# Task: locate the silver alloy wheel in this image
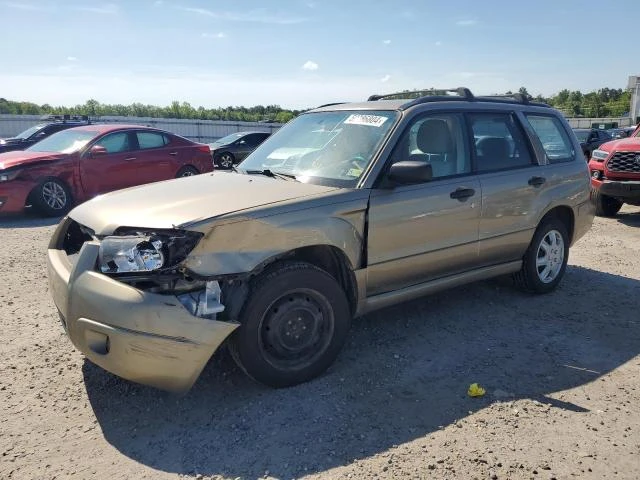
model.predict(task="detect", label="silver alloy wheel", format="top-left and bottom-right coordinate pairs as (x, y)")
top-left (180, 169), bottom-right (196, 177)
top-left (219, 154), bottom-right (233, 169)
top-left (535, 229), bottom-right (565, 283)
top-left (41, 181), bottom-right (67, 210)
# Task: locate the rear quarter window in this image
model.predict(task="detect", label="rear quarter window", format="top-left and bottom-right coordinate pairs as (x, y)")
top-left (524, 114), bottom-right (576, 163)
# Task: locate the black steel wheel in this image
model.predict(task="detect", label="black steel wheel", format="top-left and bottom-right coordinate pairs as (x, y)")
top-left (229, 262), bottom-right (351, 387)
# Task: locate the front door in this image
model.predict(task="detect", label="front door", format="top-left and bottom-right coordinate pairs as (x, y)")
top-left (79, 131), bottom-right (139, 197)
top-left (366, 112), bottom-right (481, 295)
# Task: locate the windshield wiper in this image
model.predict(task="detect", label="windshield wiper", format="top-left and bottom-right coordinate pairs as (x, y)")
top-left (243, 169), bottom-right (298, 181)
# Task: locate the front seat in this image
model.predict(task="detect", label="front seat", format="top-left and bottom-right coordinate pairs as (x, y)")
top-left (411, 119), bottom-right (456, 177)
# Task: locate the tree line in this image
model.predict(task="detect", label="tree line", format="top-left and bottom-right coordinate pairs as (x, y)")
top-left (0, 86), bottom-right (633, 121)
top-left (0, 98), bottom-right (300, 123)
top-left (514, 87), bottom-right (631, 117)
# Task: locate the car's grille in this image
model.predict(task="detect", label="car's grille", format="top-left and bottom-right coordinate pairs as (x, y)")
top-left (607, 151), bottom-right (640, 174)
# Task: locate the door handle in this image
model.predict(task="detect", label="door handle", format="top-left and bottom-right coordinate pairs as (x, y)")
top-left (124, 157), bottom-right (136, 161)
top-left (168, 151), bottom-right (178, 156)
top-left (528, 176), bottom-right (546, 187)
top-left (449, 187), bottom-right (476, 200)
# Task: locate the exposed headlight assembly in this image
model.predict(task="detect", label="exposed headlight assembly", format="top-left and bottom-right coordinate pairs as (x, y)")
top-left (591, 149), bottom-right (609, 161)
top-left (98, 230), bottom-right (202, 274)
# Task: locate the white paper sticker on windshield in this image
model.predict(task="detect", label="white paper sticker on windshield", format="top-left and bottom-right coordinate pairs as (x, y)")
top-left (344, 114), bottom-right (388, 127)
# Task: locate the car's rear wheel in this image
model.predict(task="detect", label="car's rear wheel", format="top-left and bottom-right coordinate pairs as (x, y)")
top-left (217, 152), bottom-right (235, 169)
top-left (176, 165), bottom-right (199, 178)
top-left (229, 262), bottom-right (351, 388)
top-left (513, 217), bottom-right (569, 294)
top-left (591, 188), bottom-right (623, 217)
top-left (31, 178), bottom-right (73, 217)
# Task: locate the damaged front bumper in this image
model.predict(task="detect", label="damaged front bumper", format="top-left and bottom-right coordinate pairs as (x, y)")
top-left (47, 238), bottom-right (239, 394)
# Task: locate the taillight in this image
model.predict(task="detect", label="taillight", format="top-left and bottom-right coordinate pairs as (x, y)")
top-left (197, 145), bottom-right (211, 154)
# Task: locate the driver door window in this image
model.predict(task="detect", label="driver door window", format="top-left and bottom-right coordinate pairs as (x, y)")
top-left (390, 113), bottom-right (471, 180)
top-left (95, 132), bottom-right (132, 153)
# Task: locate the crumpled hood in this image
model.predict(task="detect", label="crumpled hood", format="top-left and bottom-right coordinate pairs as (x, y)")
top-left (70, 171), bottom-right (339, 235)
top-left (599, 137), bottom-right (640, 152)
top-left (0, 150), bottom-right (67, 170)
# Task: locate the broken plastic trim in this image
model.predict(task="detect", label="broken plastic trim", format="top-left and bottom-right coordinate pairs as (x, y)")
top-left (177, 281), bottom-right (226, 320)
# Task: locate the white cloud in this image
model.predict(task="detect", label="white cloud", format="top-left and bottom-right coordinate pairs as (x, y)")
top-left (383, 39), bottom-right (391, 45)
top-left (302, 60), bottom-right (319, 71)
top-left (456, 19), bottom-right (477, 26)
top-left (380, 74), bottom-right (391, 83)
top-left (74, 3), bottom-right (119, 14)
top-left (202, 32), bottom-right (226, 39)
top-left (435, 41), bottom-right (442, 46)
top-left (67, 56), bottom-right (78, 61)
top-left (180, 7), bottom-right (307, 24)
top-left (3, 1), bottom-right (47, 10)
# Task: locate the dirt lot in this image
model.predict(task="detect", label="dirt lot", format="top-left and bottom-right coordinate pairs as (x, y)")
top-left (1, 206), bottom-right (639, 480)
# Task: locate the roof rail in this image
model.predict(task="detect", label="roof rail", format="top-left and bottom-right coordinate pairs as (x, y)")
top-left (368, 87), bottom-right (474, 102)
top-left (316, 102), bottom-right (347, 109)
top-left (368, 88), bottom-right (550, 109)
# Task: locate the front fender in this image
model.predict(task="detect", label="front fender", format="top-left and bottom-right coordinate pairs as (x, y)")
top-left (184, 206), bottom-right (366, 276)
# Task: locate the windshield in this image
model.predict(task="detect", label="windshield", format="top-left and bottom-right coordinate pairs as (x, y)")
top-left (26, 129), bottom-right (96, 154)
top-left (211, 132), bottom-right (244, 145)
top-left (238, 110), bottom-right (398, 187)
top-left (573, 130), bottom-right (589, 142)
top-left (15, 125), bottom-right (44, 140)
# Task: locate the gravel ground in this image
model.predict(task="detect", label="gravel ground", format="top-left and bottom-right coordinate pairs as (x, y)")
top-left (1, 206), bottom-right (639, 480)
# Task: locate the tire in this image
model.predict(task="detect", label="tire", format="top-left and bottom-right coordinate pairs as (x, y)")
top-left (591, 188), bottom-right (623, 217)
top-left (31, 178), bottom-right (73, 217)
top-left (229, 261), bottom-right (351, 388)
top-left (217, 152), bottom-right (235, 169)
top-left (176, 165), bottom-right (199, 178)
top-left (513, 217), bottom-right (569, 294)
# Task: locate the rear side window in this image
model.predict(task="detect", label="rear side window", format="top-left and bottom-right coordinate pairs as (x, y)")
top-left (468, 113), bottom-right (533, 172)
top-left (524, 115), bottom-right (575, 163)
top-left (137, 132), bottom-right (167, 149)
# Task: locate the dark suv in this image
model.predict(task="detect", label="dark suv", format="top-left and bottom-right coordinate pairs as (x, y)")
top-left (573, 128), bottom-right (612, 160)
top-left (0, 115), bottom-right (92, 154)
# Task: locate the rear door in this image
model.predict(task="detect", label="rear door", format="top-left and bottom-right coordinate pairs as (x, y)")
top-left (79, 130), bottom-right (139, 196)
top-left (132, 130), bottom-right (174, 183)
top-left (366, 112), bottom-right (481, 295)
top-left (470, 112), bottom-right (551, 266)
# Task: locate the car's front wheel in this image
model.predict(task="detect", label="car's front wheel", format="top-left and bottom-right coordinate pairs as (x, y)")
top-left (31, 178), bottom-right (73, 217)
top-left (591, 188), bottom-right (623, 217)
top-left (514, 216), bottom-right (569, 294)
top-left (229, 262), bottom-right (351, 388)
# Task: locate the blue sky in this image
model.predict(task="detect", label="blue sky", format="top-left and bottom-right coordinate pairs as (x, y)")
top-left (1, 0), bottom-right (638, 109)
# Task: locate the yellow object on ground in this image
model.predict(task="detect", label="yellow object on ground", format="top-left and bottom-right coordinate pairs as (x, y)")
top-left (467, 383), bottom-right (486, 397)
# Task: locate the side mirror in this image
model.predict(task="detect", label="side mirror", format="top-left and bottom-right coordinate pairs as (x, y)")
top-left (89, 145), bottom-right (108, 157)
top-left (388, 161), bottom-right (433, 185)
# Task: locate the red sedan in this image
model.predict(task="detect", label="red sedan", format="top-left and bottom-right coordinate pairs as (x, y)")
top-left (0, 124), bottom-right (212, 216)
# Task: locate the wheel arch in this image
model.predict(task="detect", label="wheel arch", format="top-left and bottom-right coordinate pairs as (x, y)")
top-left (537, 205), bottom-right (575, 244)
